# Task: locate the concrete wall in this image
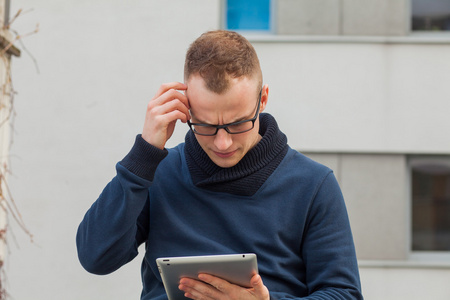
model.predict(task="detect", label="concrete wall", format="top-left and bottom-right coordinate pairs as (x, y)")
top-left (6, 0), bottom-right (450, 299)
top-left (277, 0), bottom-right (410, 35)
top-left (341, 0), bottom-right (410, 35)
top-left (253, 40), bottom-right (450, 153)
top-left (305, 153), bottom-right (409, 260)
top-left (277, 0), bottom-right (341, 35)
top-left (360, 265), bottom-right (450, 300)
top-left (7, 1), bottom-right (221, 299)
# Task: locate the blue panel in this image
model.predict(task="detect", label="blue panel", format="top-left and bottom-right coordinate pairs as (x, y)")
top-left (227, 0), bottom-right (270, 31)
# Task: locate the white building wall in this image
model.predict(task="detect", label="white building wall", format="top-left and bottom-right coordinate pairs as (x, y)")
top-left (7, 1), bottom-right (221, 299)
top-left (253, 39), bottom-right (450, 153)
top-left (360, 265), bottom-right (450, 300)
top-left (6, 0), bottom-right (450, 299)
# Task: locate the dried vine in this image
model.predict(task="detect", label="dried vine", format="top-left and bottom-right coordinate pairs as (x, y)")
top-left (0, 7), bottom-right (38, 299)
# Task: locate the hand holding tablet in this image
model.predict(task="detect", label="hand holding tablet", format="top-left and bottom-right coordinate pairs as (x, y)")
top-left (179, 272), bottom-right (269, 300)
top-left (156, 253), bottom-right (259, 300)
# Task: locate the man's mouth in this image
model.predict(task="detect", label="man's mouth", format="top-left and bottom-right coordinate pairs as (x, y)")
top-left (213, 150), bottom-right (237, 158)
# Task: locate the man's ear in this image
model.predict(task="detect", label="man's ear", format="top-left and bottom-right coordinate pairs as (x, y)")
top-left (260, 84), bottom-right (269, 112)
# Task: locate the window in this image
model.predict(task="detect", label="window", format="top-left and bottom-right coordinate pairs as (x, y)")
top-left (225, 0), bottom-right (271, 32)
top-left (411, 157), bottom-right (450, 252)
top-left (412, 0), bottom-right (450, 31)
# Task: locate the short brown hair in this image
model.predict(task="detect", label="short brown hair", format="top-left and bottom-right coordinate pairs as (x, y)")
top-left (184, 30), bottom-right (262, 94)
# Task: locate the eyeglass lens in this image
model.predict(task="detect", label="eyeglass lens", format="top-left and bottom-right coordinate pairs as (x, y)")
top-left (192, 121), bottom-right (254, 135)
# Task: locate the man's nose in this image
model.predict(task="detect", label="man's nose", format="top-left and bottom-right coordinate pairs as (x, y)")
top-left (214, 128), bottom-right (233, 150)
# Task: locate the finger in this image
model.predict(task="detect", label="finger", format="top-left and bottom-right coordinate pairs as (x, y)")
top-left (154, 82), bottom-right (188, 106)
top-left (150, 88), bottom-right (190, 112)
top-left (150, 98), bottom-right (191, 122)
top-left (178, 280), bottom-right (196, 300)
top-left (146, 89), bottom-right (191, 127)
top-left (250, 274), bottom-right (270, 299)
top-left (198, 273), bottom-right (230, 293)
top-left (154, 82), bottom-right (187, 97)
top-left (179, 278), bottom-right (217, 300)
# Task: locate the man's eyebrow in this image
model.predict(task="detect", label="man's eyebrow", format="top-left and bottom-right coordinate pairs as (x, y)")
top-left (230, 114), bottom-right (251, 123)
top-left (190, 110), bottom-right (251, 125)
top-left (189, 111), bottom-right (208, 124)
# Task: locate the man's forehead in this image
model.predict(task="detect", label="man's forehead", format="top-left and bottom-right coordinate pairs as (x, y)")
top-left (186, 75), bottom-right (259, 97)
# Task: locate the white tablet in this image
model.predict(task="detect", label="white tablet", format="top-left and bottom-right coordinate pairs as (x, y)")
top-left (156, 253), bottom-right (258, 300)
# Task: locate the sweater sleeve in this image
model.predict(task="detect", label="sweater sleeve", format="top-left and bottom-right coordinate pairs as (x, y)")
top-left (273, 172), bottom-right (363, 300)
top-left (120, 134), bottom-right (169, 181)
top-left (76, 135), bottom-right (168, 275)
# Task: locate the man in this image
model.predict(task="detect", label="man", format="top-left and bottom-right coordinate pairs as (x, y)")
top-left (77, 30), bottom-right (363, 300)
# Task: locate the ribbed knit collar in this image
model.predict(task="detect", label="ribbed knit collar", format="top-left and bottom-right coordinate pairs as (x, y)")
top-left (184, 113), bottom-right (289, 196)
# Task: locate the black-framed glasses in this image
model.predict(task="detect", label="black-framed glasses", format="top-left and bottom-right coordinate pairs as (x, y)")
top-left (187, 89), bottom-right (262, 136)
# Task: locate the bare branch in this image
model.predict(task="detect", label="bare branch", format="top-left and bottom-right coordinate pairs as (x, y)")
top-left (0, 173), bottom-right (33, 243)
top-left (0, 23), bottom-right (39, 57)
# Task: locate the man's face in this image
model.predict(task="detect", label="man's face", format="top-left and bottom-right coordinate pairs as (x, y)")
top-left (186, 74), bottom-right (267, 168)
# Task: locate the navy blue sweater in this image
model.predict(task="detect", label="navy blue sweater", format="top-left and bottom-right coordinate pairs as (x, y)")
top-left (76, 114), bottom-right (363, 299)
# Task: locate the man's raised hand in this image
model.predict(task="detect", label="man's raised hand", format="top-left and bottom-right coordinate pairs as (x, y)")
top-left (142, 82), bottom-right (190, 149)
